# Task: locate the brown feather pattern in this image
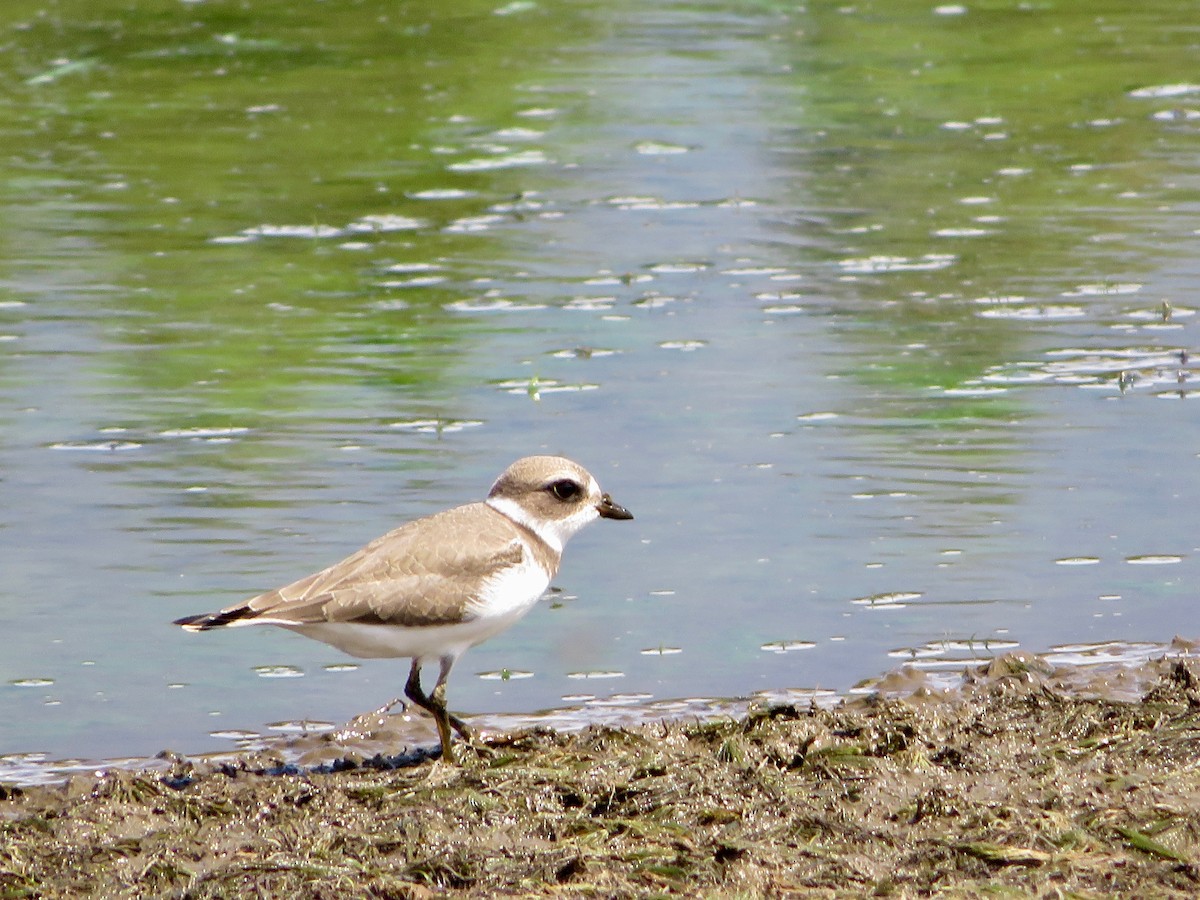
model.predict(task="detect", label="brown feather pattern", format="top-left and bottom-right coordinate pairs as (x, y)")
top-left (214, 502), bottom-right (555, 629)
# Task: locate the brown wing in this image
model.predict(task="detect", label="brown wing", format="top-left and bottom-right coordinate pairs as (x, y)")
top-left (222, 503), bottom-right (526, 627)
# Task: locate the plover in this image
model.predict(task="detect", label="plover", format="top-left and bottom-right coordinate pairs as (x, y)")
top-left (174, 456), bottom-right (632, 763)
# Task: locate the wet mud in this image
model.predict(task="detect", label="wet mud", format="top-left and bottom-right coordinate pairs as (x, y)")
top-left (4, 652), bottom-right (1200, 897)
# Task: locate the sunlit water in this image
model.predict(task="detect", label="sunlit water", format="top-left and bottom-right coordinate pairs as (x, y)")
top-left (2, 0), bottom-right (1199, 772)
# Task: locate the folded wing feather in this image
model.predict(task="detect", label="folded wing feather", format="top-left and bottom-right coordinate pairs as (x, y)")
top-left (220, 503), bottom-right (528, 628)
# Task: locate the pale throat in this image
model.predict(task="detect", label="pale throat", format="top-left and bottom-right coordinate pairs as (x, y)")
top-left (486, 495), bottom-right (595, 554)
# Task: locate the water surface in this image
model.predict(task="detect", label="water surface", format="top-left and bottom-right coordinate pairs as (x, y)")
top-left (2, 0), bottom-right (1199, 764)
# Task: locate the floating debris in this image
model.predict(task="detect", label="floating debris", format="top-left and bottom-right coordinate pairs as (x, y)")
top-left (1125, 554), bottom-right (1184, 565)
top-left (760, 640), bottom-right (816, 654)
top-left (48, 441), bottom-right (142, 452)
top-left (251, 665), bottom-right (304, 679)
top-left (640, 646), bottom-right (683, 656)
top-left (477, 670), bottom-right (534, 681)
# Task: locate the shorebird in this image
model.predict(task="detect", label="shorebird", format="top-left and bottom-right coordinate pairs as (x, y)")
top-left (174, 455), bottom-right (633, 762)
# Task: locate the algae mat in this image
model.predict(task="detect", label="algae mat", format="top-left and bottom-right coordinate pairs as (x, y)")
top-left (3, 656), bottom-right (1200, 897)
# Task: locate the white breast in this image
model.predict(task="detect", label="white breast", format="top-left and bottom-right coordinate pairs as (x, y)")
top-left (469, 548), bottom-right (552, 619)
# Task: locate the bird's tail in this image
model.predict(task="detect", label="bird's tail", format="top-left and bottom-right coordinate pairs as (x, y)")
top-left (173, 606), bottom-right (257, 631)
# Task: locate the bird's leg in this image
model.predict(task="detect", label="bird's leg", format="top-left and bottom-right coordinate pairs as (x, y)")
top-left (404, 658), bottom-right (470, 762)
top-left (404, 659), bottom-right (452, 762)
top-left (405, 659), bottom-right (471, 735)
top-left (404, 658), bottom-right (433, 714)
top-left (432, 655), bottom-right (472, 740)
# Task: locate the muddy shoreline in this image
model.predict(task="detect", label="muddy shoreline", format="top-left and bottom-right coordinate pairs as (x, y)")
top-left (4, 652), bottom-right (1200, 897)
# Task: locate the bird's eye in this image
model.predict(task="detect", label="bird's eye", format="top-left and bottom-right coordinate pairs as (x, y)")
top-left (549, 479), bottom-right (582, 501)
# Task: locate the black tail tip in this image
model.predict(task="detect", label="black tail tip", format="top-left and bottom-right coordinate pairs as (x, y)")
top-left (174, 607), bottom-right (254, 630)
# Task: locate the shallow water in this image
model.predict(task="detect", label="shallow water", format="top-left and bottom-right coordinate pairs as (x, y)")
top-left (4, 638), bottom-right (1193, 787)
top-left (2, 0), bottom-right (1199, 767)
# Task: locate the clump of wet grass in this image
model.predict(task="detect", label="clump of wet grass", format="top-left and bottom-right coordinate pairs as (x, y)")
top-left (4, 655), bottom-right (1200, 897)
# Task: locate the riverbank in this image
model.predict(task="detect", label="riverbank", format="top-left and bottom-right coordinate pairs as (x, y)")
top-left (3, 652), bottom-right (1200, 897)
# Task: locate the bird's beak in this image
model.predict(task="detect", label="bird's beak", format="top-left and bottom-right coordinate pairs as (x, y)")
top-left (597, 493), bottom-right (633, 520)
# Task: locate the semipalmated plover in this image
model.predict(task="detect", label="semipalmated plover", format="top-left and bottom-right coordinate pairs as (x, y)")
top-left (174, 455), bottom-right (632, 763)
